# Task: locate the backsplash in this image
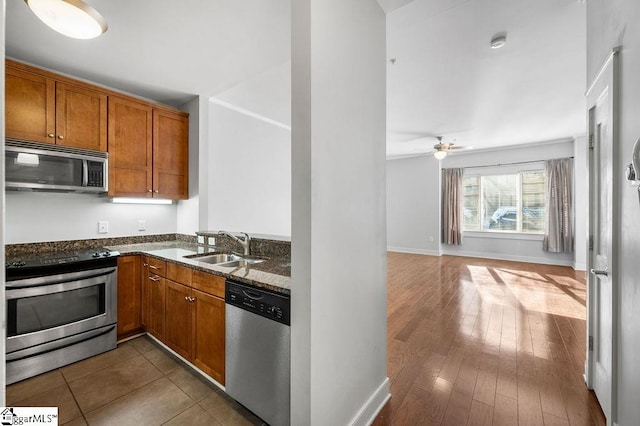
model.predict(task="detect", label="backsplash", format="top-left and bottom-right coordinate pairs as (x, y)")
top-left (196, 231), bottom-right (290, 258)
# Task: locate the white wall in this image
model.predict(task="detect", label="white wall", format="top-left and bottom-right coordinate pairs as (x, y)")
top-left (443, 139), bottom-right (577, 266)
top-left (587, 1), bottom-right (640, 424)
top-left (291, 0), bottom-right (388, 424)
top-left (176, 96), bottom-right (201, 236)
top-left (386, 139), bottom-right (584, 266)
top-left (5, 192), bottom-right (177, 243)
top-left (208, 70), bottom-right (291, 236)
top-left (386, 155), bottom-right (440, 254)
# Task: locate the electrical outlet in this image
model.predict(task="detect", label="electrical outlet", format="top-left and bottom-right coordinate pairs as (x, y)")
top-left (98, 221), bottom-right (109, 234)
top-left (138, 219), bottom-right (146, 231)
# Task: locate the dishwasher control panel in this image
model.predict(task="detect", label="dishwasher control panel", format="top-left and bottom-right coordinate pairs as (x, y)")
top-left (225, 280), bottom-right (290, 326)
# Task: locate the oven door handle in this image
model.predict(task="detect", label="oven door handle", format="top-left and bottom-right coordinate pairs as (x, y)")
top-left (6, 266), bottom-right (116, 290)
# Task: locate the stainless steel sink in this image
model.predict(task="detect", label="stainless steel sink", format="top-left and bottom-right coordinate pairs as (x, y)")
top-left (189, 253), bottom-right (242, 265)
top-left (184, 252), bottom-right (265, 267)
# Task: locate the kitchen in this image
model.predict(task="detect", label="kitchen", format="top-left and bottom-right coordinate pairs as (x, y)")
top-left (2, 1), bottom-right (389, 426)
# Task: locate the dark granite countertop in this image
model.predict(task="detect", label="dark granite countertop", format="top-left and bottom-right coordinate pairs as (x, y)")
top-left (107, 241), bottom-right (291, 295)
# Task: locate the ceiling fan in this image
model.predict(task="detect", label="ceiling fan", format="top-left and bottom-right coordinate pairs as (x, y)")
top-left (430, 136), bottom-right (472, 160)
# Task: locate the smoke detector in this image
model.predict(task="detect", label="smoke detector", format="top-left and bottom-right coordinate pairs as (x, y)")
top-left (490, 34), bottom-right (507, 49)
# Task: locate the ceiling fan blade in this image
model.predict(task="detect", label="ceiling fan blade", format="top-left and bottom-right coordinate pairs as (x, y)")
top-left (448, 145), bottom-right (473, 151)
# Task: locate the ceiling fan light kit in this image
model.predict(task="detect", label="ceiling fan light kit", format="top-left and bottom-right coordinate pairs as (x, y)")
top-left (434, 150), bottom-right (448, 160)
top-left (25, 0), bottom-right (108, 39)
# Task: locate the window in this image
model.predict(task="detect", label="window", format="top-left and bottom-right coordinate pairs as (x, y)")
top-left (463, 170), bottom-right (546, 233)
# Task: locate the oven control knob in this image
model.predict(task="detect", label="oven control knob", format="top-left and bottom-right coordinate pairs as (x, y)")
top-left (92, 252), bottom-right (101, 258)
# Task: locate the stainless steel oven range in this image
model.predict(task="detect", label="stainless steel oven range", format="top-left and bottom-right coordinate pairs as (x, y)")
top-left (5, 249), bottom-right (119, 385)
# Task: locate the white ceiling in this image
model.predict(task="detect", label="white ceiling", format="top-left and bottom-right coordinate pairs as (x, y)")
top-left (5, 0), bottom-right (290, 106)
top-left (386, 0), bottom-right (587, 158)
top-left (5, 0), bottom-right (586, 158)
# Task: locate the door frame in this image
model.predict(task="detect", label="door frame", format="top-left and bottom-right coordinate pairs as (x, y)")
top-left (585, 47), bottom-right (619, 425)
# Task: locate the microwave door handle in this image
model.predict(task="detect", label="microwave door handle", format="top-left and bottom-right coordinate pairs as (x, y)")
top-left (82, 159), bottom-right (88, 186)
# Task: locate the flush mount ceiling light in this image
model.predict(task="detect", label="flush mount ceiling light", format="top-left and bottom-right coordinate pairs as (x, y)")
top-left (25, 0), bottom-right (108, 39)
top-left (490, 34), bottom-right (507, 49)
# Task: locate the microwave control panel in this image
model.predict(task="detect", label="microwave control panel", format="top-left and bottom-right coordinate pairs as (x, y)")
top-left (87, 161), bottom-right (105, 187)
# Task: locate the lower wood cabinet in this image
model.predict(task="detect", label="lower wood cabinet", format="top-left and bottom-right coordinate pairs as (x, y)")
top-left (116, 255), bottom-right (143, 340)
top-left (192, 288), bottom-right (225, 384)
top-left (138, 257), bottom-right (226, 385)
top-left (147, 274), bottom-right (166, 341)
top-left (165, 280), bottom-right (193, 360)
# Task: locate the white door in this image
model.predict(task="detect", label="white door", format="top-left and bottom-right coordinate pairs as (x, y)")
top-left (586, 49), bottom-right (618, 425)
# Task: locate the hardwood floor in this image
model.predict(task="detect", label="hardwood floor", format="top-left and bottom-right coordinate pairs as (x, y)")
top-left (374, 253), bottom-right (605, 426)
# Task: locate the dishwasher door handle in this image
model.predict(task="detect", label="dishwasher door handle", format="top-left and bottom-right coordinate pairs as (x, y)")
top-left (242, 289), bottom-right (264, 300)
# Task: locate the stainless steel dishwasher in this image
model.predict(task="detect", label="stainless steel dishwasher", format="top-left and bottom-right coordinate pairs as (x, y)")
top-left (225, 279), bottom-right (290, 426)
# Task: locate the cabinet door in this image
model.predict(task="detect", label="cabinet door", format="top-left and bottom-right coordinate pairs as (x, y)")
top-left (108, 96), bottom-right (153, 197)
top-left (116, 255), bottom-right (142, 340)
top-left (5, 66), bottom-right (55, 143)
top-left (192, 289), bottom-right (225, 384)
top-left (147, 274), bottom-right (166, 340)
top-left (55, 82), bottom-right (107, 151)
top-left (165, 281), bottom-right (193, 360)
top-left (153, 109), bottom-right (189, 199)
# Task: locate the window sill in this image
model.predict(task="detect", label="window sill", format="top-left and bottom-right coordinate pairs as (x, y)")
top-left (463, 231), bottom-right (544, 241)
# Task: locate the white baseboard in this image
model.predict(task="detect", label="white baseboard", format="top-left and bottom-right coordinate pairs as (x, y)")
top-left (441, 249), bottom-right (574, 267)
top-left (349, 377), bottom-right (391, 426)
top-left (573, 262), bottom-right (587, 271)
top-left (387, 246), bottom-right (441, 256)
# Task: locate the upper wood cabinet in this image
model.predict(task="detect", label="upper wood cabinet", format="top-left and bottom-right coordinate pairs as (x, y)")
top-left (153, 109), bottom-right (189, 199)
top-left (108, 100), bottom-right (188, 200)
top-left (108, 97), bottom-right (153, 197)
top-left (5, 60), bottom-right (189, 199)
top-left (5, 60), bottom-right (107, 151)
top-left (5, 66), bottom-right (55, 144)
top-left (55, 82), bottom-right (107, 151)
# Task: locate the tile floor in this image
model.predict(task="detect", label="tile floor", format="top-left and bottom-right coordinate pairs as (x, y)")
top-left (6, 335), bottom-right (265, 426)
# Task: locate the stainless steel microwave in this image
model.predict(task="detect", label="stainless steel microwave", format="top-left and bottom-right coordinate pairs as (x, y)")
top-left (5, 139), bottom-right (108, 193)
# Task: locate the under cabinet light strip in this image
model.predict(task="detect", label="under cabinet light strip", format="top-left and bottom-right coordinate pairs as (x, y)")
top-left (111, 198), bottom-right (172, 205)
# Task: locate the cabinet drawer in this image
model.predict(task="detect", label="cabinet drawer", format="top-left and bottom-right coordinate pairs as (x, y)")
top-left (146, 257), bottom-right (166, 277)
top-left (192, 271), bottom-right (225, 298)
top-left (167, 262), bottom-right (192, 285)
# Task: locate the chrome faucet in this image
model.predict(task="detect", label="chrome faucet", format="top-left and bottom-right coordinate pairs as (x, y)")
top-left (217, 231), bottom-right (251, 256)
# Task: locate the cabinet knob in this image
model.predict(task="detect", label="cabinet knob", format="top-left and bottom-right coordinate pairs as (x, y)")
top-left (57, 135), bottom-right (64, 140)
top-left (148, 189), bottom-right (153, 193)
top-left (184, 296), bottom-right (189, 301)
top-left (154, 190), bottom-right (159, 193)
top-left (47, 133), bottom-right (54, 138)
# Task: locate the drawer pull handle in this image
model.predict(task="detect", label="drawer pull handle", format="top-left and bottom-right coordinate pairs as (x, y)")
top-left (149, 265), bottom-right (160, 270)
top-left (149, 276), bottom-right (160, 282)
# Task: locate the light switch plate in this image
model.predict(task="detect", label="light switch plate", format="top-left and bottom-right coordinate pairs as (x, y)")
top-left (138, 219), bottom-right (146, 231)
top-left (98, 221), bottom-right (109, 234)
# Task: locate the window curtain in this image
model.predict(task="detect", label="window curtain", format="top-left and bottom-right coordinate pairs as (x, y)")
top-left (543, 158), bottom-right (574, 252)
top-left (442, 168), bottom-right (463, 245)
